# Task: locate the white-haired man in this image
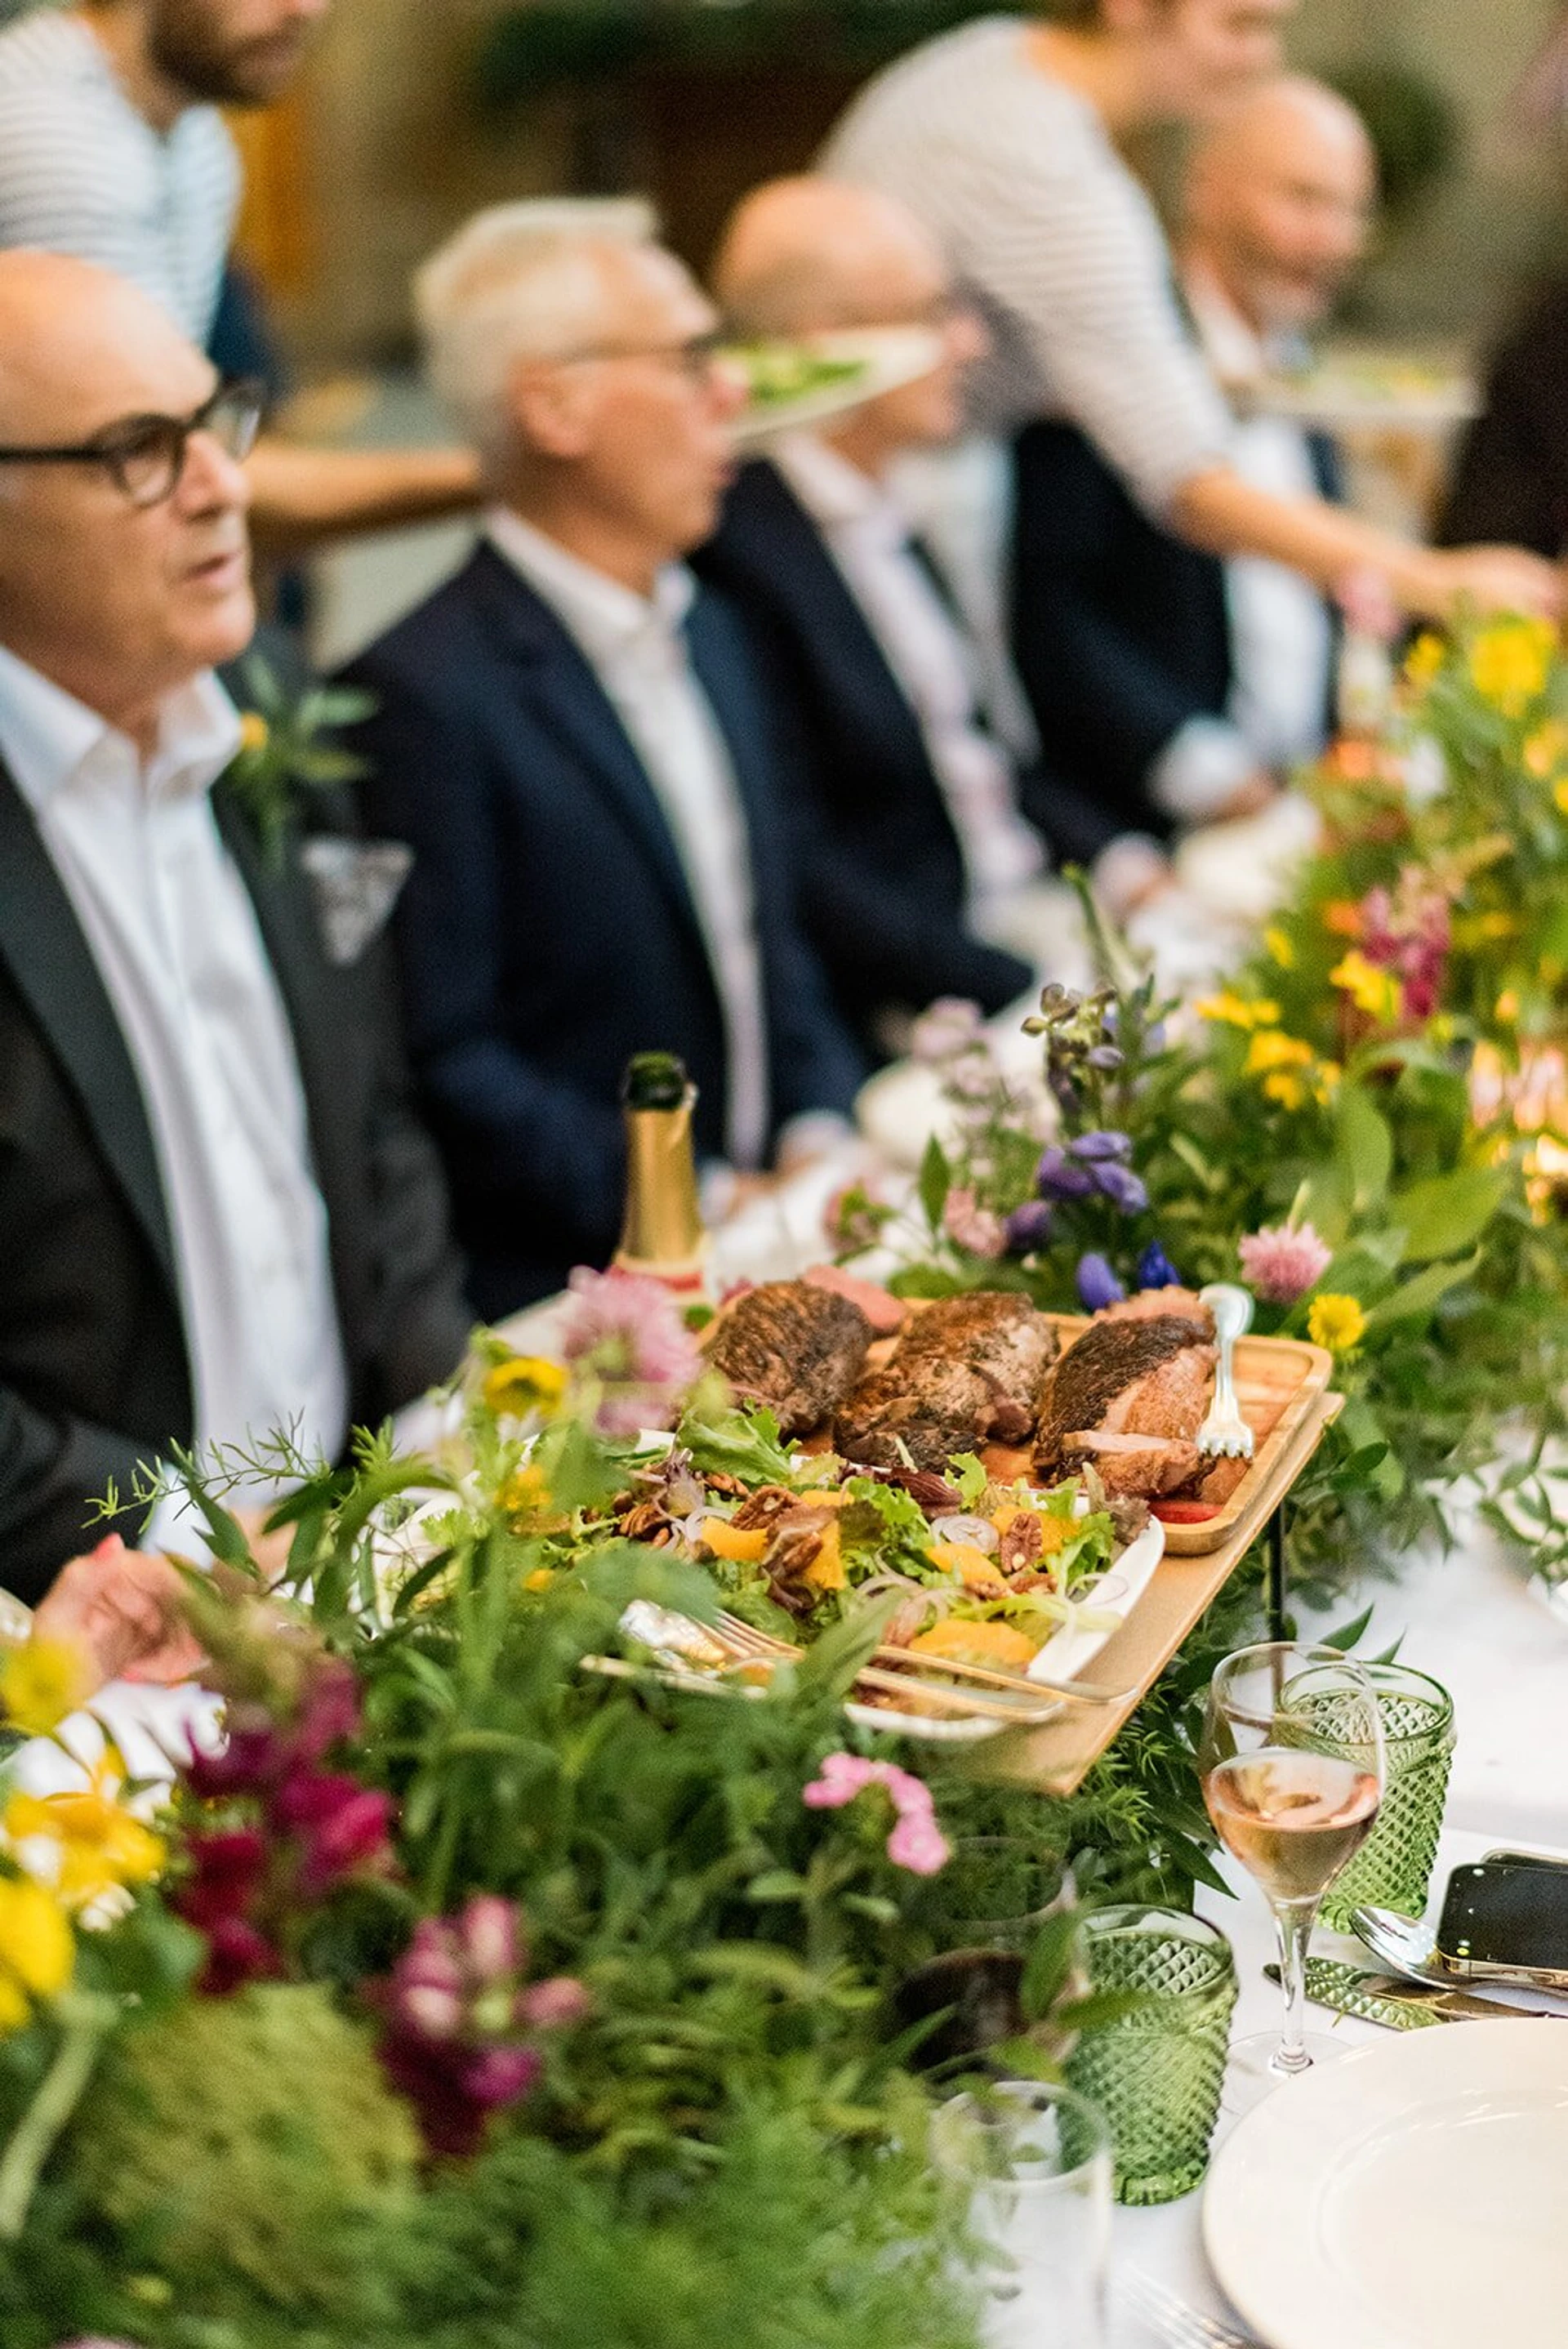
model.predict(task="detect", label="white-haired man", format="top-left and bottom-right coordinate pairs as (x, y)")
top-left (1012, 75), bottom-right (1378, 847)
top-left (341, 203), bottom-right (866, 1317)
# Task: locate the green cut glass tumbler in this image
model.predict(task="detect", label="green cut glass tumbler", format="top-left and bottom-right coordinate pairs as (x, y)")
top-left (1316, 1663), bottom-right (1454, 1931)
top-left (1064, 1907), bottom-right (1237, 2205)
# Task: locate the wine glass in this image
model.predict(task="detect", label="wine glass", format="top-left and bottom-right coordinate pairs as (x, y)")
top-left (1198, 1642), bottom-right (1384, 2107)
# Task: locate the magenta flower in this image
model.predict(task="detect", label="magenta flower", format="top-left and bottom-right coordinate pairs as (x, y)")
top-left (198, 1914), bottom-right (287, 1997)
top-left (1238, 1221), bottom-right (1332, 1306)
top-left (272, 1772), bottom-right (394, 1898)
top-left (176, 1827), bottom-right (270, 1934)
top-left (373, 1896), bottom-right (587, 2159)
top-left (559, 1264), bottom-right (702, 1436)
top-left (942, 1186), bottom-right (1006, 1259)
top-left (802, 1752), bottom-right (951, 1877)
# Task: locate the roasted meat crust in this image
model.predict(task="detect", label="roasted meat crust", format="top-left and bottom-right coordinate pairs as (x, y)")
top-left (1035, 1315), bottom-right (1216, 1473)
top-left (706, 1281), bottom-right (874, 1436)
top-left (833, 1293), bottom-right (1058, 1470)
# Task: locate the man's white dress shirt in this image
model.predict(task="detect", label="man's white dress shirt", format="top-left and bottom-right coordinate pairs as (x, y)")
top-left (1150, 272), bottom-right (1336, 822)
top-left (484, 507), bottom-right (774, 1170)
top-left (772, 432), bottom-right (1044, 921)
top-left (0, 649), bottom-right (348, 1517)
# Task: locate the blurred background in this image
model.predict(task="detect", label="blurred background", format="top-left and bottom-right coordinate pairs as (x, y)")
top-left (16, 0), bottom-right (1568, 657)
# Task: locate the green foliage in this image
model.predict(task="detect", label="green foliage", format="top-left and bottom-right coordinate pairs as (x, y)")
top-left (62, 1984), bottom-right (421, 2326)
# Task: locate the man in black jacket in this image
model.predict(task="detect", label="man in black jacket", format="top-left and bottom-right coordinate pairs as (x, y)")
top-left (344, 205), bottom-right (864, 1317)
top-left (1010, 76), bottom-right (1374, 876)
top-left (0, 252), bottom-right (468, 1620)
top-left (704, 176), bottom-right (1072, 1056)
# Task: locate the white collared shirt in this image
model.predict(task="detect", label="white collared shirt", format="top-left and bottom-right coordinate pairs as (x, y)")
top-left (484, 506), bottom-right (772, 1170)
top-left (1150, 273), bottom-right (1335, 820)
top-left (0, 647), bottom-right (348, 1504)
top-left (772, 432), bottom-right (1043, 916)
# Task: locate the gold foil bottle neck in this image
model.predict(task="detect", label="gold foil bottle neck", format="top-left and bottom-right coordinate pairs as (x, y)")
top-left (613, 1054), bottom-right (708, 1293)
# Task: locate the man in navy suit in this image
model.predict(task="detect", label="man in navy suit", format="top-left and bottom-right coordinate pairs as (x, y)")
top-left (704, 176), bottom-right (1076, 1057)
top-left (1010, 77), bottom-right (1376, 882)
top-left (342, 203), bottom-right (865, 1317)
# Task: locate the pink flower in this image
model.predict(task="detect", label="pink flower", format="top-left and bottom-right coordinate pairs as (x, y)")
top-left (559, 1265), bottom-right (702, 1436)
top-left (272, 1772), bottom-right (394, 1898)
top-left (1238, 1221), bottom-right (1333, 1306)
top-left (910, 996), bottom-right (984, 1064)
top-left (519, 1975), bottom-right (593, 2029)
top-left (802, 1752), bottom-right (951, 1877)
top-left (942, 1187), bottom-right (1006, 1260)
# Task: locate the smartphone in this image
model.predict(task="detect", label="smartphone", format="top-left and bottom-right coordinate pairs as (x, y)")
top-left (1438, 1861), bottom-right (1568, 1987)
top-left (1483, 1848), bottom-right (1568, 1874)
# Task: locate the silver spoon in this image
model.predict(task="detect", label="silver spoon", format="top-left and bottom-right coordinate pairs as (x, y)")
top-left (1196, 1282), bottom-right (1254, 1460)
top-left (1352, 1905), bottom-right (1568, 2003)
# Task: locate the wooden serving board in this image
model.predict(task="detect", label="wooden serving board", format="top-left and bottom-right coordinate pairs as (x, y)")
top-left (1033, 1318), bottom-right (1334, 1557)
top-left (974, 1389), bottom-right (1345, 1798)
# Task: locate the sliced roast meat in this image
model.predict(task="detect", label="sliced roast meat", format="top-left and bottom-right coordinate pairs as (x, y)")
top-left (1096, 1287), bottom-right (1215, 1335)
top-left (706, 1280), bottom-right (873, 1436)
top-left (1058, 1430), bottom-right (1203, 1498)
top-left (1036, 1313), bottom-right (1216, 1484)
top-left (833, 1292), bottom-right (1058, 1470)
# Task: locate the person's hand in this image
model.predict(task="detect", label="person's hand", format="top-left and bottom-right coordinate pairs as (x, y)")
top-left (1211, 773), bottom-right (1280, 824)
top-left (30, 1535), bottom-right (205, 1695)
top-left (1416, 546), bottom-right (1564, 622)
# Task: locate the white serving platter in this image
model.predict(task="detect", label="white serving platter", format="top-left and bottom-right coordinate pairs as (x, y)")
top-left (1203, 2021), bottom-right (1568, 2349)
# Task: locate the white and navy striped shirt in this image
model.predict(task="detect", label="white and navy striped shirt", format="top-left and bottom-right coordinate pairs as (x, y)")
top-left (0, 10), bottom-right (238, 346)
top-left (822, 16), bottom-right (1234, 516)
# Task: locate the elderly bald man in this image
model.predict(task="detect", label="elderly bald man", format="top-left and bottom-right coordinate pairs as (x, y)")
top-left (0, 252), bottom-right (467, 1655)
top-left (702, 176), bottom-right (1080, 1057)
top-left (1011, 76), bottom-right (1377, 856)
top-left (340, 202), bottom-right (865, 1315)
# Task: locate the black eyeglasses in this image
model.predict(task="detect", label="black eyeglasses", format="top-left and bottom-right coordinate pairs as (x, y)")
top-left (0, 377), bottom-right (265, 507)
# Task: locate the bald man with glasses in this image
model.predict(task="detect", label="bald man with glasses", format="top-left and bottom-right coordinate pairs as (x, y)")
top-left (0, 251), bottom-right (468, 1645)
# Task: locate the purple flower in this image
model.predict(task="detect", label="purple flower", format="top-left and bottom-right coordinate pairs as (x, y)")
top-left (911, 996), bottom-right (985, 1063)
top-left (1005, 1201), bottom-right (1054, 1257)
top-left (1137, 1242), bottom-right (1182, 1290)
top-left (942, 1186), bottom-right (1006, 1259)
top-left (1036, 1147), bottom-right (1097, 1202)
top-left (1091, 1161), bottom-right (1149, 1215)
top-left (1085, 1045), bottom-right (1125, 1071)
top-left (1076, 1253), bottom-right (1126, 1313)
top-left (802, 1752), bottom-right (951, 1877)
top-left (1069, 1130), bottom-right (1134, 1163)
top-left (1238, 1222), bottom-right (1333, 1306)
top-left (559, 1264), bottom-right (702, 1436)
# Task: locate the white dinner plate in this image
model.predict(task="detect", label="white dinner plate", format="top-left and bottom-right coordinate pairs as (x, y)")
top-left (731, 327), bottom-right (944, 445)
top-left (1203, 2021), bottom-right (1568, 2349)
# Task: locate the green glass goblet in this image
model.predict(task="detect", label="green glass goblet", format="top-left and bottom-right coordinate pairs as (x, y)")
top-left (1064, 1906), bottom-right (1237, 2205)
top-left (1316, 1663), bottom-right (1454, 1931)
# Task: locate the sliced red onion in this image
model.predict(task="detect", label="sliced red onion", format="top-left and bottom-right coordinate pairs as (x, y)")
top-left (928, 1513), bottom-right (1000, 1553)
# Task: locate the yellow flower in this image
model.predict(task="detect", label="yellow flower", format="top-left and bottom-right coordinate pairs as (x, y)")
top-left (0, 1875), bottom-right (74, 2035)
top-left (500, 1463), bottom-right (552, 1520)
top-left (1263, 1071), bottom-right (1307, 1111)
top-left (1263, 926), bottom-right (1296, 969)
top-left (1524, 720), bottom-right (1568, 780)
top-left (6, 1757), bottom-right (164, 1908)
top-left (1450, 912), bottom-right (1520, 950)
top-left (0, 1639), bottom-right (92, 1737)
top-left (1196, 991), bottom-right (1281, 1031)
top-left (523, 1567), bottom-right (555, 1595)
top-left (1245, 1030), bottom-right (1314, 1077)
top-left (1468, 618), bottom-right (1556, 718)
top-left (1403, 632), bottom-right (1446, 690)
top-left (1554, 778), bottom-right (1568, 820)
top-left (1495, 990), bottom-right (1521, 1024)
top-left (1308, 1293), bottom-right (1367, 1356)
top-left (237, 710), bottom-right (270, 755)
top-left (1330, 952), bottom-right (1405, 1025)
top-left (1322, 899), bottom-right (1365, 941)
top-left (483, 1355), bottom-right (568, 1420)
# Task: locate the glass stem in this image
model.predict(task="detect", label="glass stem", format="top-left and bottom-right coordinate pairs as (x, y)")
top-left (1272, 1899), bottom-right (1316, 2076)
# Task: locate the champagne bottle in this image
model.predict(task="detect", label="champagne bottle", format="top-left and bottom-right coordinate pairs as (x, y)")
top-left (612, 1052), bottom-right (709, 1295)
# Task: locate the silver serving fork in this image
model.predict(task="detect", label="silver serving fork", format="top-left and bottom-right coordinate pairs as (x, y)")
top-left (1195, 1281), bottom-right (1254, 1461)
top-left (1118, 2269), bottom-right (1265, 2349)
top-left (713, 1610), bottom-right (1137, 1708)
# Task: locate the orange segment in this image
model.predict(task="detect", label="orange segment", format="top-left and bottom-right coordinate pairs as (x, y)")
top-left (701, 1518), bottom-right (768, 1563)
top-left (804, 1521), bottom-right (846, 1589)
top-left (908, 1620), bottom-right (1039, 1671)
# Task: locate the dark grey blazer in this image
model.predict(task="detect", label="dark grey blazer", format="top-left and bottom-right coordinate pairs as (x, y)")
top-left (0, 763), bottom-right (470, 1602)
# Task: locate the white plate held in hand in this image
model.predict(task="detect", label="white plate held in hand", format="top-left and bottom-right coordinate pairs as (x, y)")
top-left (1203, 2022), bottom-right (1568, 2349)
